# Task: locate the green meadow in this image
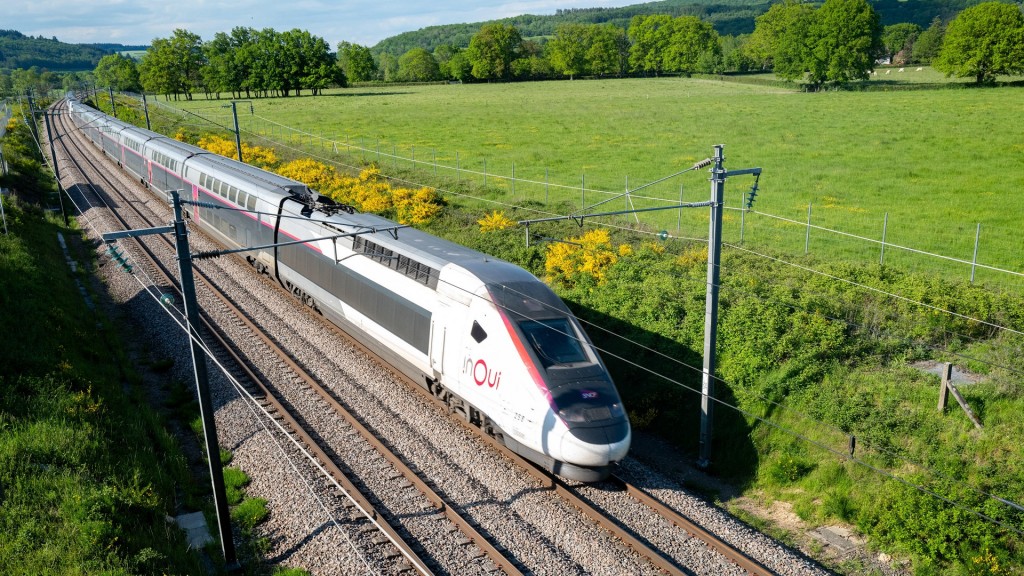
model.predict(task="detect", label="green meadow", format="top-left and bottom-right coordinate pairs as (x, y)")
top-left (171, 73), bottom-right (1024, 286)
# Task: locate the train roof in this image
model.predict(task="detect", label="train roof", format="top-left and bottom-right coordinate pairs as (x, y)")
top-left (324, 210), bottom-right (544, 291)
top-left (186, 151), bottom-right (310, 200)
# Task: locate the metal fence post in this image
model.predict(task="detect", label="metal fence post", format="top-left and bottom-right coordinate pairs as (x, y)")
top-left (971, 223), bottom-right (981, 283)
top-left (677, 180), bottom-right (684, 233)
top-left (805, 203), bottom-right (812, 255)
top-left (581, 172), bottom-right (586, 211)
top-left (880, 212), bottom-right (888, 265)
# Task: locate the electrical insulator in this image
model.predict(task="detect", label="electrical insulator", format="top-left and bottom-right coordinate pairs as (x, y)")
top-left (745, 185), bottom-right (759, 209)
top-left (106, 245), bottom-right (133, 273)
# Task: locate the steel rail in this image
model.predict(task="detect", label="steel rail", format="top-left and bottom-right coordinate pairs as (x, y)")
top-left (52, 100), bottom-right (516, 575)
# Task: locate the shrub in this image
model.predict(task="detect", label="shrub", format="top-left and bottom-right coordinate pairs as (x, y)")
top-left (478, 210), bottom-right (516, 232)
top-left (545, 228), bottom-right (619, 287)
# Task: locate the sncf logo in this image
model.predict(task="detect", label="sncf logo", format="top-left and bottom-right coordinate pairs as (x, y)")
top-left (464, 356), bottom-right (502, 389)
top-left (581, 390), bottom-right (599, 399)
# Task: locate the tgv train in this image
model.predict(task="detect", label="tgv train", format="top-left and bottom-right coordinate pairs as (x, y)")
top-left (69, 98), bottom-right (630, 481)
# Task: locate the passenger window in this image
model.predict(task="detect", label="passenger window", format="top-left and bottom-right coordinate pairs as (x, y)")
top-left (246, 195), bottom-right (257, 211)
top-left (471, 321), bottom-right (487, 344)
top-left (229, 187), bottom-right (238, 203)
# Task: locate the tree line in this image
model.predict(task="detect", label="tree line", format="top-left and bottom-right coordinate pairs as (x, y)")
top-left (3, 0), bottom-right (1020, 100)
top-left (339, 0), bottom-right (1023, 88)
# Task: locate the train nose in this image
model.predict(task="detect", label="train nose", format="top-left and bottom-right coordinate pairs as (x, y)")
top-left (559, 417), bottom-right (632, 467)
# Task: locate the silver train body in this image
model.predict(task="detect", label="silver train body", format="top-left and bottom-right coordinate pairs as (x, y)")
top-left (69, 99), bottom-right (631, 481)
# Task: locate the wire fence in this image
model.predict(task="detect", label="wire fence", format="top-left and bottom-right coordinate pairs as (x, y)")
top-left (144, 96), bottom-right (1024, 291)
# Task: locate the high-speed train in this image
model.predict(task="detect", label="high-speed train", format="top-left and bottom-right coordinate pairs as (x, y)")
top-left (69, 98), bottom-right (631, 481)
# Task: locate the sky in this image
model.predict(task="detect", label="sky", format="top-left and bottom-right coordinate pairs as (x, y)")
top-left (4, 0), bottom-right (633, 48)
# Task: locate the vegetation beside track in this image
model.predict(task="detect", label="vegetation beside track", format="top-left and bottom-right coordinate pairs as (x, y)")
top-left (0, 107), bottom-right (209, 573)
top-left (0, 105), bottom-right (299, 575)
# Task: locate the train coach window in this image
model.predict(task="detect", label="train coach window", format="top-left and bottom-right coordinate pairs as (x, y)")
top-left (246, 195), bottom-right (257, 212)
top-left (471, 321), bottom-right (487, 344)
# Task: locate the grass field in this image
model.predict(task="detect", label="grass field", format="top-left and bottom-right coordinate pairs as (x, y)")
top-left (166, 72), bottom-right (1024, 288)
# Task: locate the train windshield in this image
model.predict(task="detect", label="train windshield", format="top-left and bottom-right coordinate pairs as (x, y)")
top-left (519, 318), bottom-right (588, 368)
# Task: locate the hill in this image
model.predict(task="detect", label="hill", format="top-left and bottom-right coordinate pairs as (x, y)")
top-left (0, 30), bottom-right (113, 71)
top-left (370, 0), bottom-right (985, 54)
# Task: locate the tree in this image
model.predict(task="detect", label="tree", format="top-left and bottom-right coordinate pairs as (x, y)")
top-left (168, 29), bottom-right (206, 99)
top-left (377, 52), bottom-right (400, 82)
top-left (628, 14), bottom-right (673, 75)
top-left (883, 23), bottom-right (922, 65)
top-left (934, 2), bottom-right (1024, 84)
top-left (139, 38), bottom-right (179, 98)
top-left (912, 17), bottom-right (944, 64)
top-left (229, 27), bottom-right (259, 98)
top-left (723, 34), bottom-right (757, 73)
top-left (202, 32), bottom-right (235, 97)
top-left (549, 23), bottom-right (592, 79)
top-left (447, 51), bottom-right (473, 82)
top-left (662, 15), bottom-right (722, 75)
top-left (466, 23), bottom-right (523, 81)
top-left (587, 24), bottom-right (630, 77)
top-left (282, 29), bottom-right (337, 96)
top-left (804, 0), bottom-right (883, 87)
top-left (94, 53), bottom-right (141, 92)
top-left (433, 44), bottom-right (461, 80)
top-left (744, 0), bottom-right (815, 73)
top-left (397, 48), bottom-right (441, 82)
top-left (338, 42), bottom-right (377, 82)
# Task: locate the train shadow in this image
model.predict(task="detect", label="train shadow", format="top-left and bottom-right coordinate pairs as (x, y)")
top-left (569, 303), bottom-right (759, 494)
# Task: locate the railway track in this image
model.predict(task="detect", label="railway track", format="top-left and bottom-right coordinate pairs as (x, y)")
top-left (51, 99), bottom-right (521, 575)
top-left (50, 97), bottom-right (831, 576)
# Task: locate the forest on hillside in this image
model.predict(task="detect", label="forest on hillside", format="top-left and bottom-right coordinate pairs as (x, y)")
top-left (0, 30), bottom-right (114, 71)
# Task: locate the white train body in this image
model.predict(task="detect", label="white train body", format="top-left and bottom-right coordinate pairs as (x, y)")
top-left (69, 98), bottom-right (630, 481)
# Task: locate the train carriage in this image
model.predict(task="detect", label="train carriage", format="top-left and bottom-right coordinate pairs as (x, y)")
top-left (141, 137), bottom-right (199, 202)
top-left (69, 97), bottom-right (630, 481)
top-left (115, 126), bottom-right (155, 185)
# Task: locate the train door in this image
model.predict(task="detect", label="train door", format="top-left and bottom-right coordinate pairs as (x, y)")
top-left (429, 301), bottom-right (447, 377)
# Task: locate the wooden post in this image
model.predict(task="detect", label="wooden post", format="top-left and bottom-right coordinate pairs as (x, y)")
top-left (948, 380), bottom-right (983, 430)
top-left (937, 362), bottom-right (951, 412)
top-left (937, 362), bottom-right (983, 429)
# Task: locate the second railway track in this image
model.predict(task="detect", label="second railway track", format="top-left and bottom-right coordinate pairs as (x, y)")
top-left (50, 97), bottom-right (834, 576)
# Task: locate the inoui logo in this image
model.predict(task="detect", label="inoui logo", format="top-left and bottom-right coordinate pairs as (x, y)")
top-left (464, 356), bottom-right (501, 389)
